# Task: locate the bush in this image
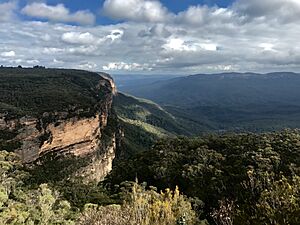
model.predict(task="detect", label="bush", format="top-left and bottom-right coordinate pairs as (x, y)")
top-left (0, 151), bottom-right (75, 224)
top-left (78, 182), bottom-right (197, 225)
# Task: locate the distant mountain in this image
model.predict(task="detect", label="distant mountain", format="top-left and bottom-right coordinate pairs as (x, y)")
top-left (112, 74), bottom-right (180, 92)
top-left (120, 72), bottom-right (300, 132)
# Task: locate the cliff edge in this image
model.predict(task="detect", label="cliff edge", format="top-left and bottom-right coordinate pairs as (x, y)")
top-left (0, 67), bottom-right (118, 182)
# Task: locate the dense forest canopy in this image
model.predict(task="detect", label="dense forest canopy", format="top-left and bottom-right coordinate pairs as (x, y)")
top-left (1, 130), bottom-right (300, 224)
top-left (105, 130), bottom-right (300, 224)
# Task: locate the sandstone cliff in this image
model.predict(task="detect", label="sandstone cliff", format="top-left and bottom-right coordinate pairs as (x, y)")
top-left (0, 68), bottom-right (118, 182)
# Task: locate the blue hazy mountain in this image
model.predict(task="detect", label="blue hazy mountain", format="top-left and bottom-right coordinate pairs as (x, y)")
top-left (116, 72), bottom-right (300, 132)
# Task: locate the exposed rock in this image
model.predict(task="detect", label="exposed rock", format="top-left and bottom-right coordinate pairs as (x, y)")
top-left (0, 69), bottom-right (118, 182)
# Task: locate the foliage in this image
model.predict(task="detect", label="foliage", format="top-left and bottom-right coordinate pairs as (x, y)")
top-left (0, 150), bottom-right (198, 225)
top-left (78, 182), bottom-right (197, 225)
top-left (105, 130), bottom-right (300, 224)
top-left (114, 93), bottom-right (188, 135)
top-left (0, 68), bottom-right (108, 117)
top-left (0, 151), bottom-right (75, 224)
top-left (234, 171), bottom-right (300, 225)
top-left (0, 130), bottom-right (22, 152)
top-left (113, 93), bottom-right (190, 156)
top-left (77, 204), bottom-right (131, 225)
top-left (255, 175), bottom-right (300, 225)
top-left (54, 181), bottom-right (118, 209)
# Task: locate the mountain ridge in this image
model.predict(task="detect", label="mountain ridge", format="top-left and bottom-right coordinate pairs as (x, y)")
top-left (117, 71), bottom-right (300, 133)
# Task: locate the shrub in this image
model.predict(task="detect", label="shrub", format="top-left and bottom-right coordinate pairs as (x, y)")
top-left (78, 182), bottom-right (197, 225)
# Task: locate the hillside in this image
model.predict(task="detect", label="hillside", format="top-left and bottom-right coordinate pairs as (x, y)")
top-left (113, 92), bottom-right (190, 156)
top-left (0, 67), bottom-right (117, 182)
top-left (119, 72), bottom-right (300, 132)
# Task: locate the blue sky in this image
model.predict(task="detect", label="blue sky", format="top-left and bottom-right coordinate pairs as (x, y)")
top-left (19, 0), bottom-right (235, 13)
top-left (18, 0), bottom-right (235, 25)
top-left (1, 0), bottom-right (300, 74)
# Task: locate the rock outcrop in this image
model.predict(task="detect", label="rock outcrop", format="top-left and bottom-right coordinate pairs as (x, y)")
top-left (0, 68), bottom-right (118, 182)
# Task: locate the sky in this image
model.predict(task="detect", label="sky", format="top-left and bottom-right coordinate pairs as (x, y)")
top-left (0, 0), bottom-right (300, 75)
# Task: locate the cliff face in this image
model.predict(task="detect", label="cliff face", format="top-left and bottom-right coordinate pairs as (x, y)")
top-left (0, 68), bottom-right (118, 182)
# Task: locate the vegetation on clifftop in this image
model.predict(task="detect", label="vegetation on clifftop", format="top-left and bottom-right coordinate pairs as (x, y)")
top-left (0, 68), bottom-right (109, 117)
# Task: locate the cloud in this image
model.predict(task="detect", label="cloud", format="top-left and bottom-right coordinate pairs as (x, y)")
top-left (138, 24), bottom-right (171, 38)
top-left (26, 59), bottom-right (39, 64)
top-left (259, 43), bottom-right (275, 51)
top-left (77, 62), bottom-right (98, 70)
top-left (43, 47), bottom-right (65, 54)
top-left (61, 32), bottom-right (96, 45)
top-left (1, 0), bottom-right (300, 74)
top-left (68, 45), bottom-right (99, 56)
top-left (103, 0), bottom-right (171, 22)
top-left (106, 29), bottom-right (124, 41)
top-left (1, 51), bottom-right (16, 57)
top-left (163, 38), bottom-right (217, 52)
top-left (103, 62), bottom-right (152, 71)
top-left (61, 29), bottom-right (124, 47)
top-left (176, 5), bottom-right (236, 26)
top-left (234, 0), bottom-right (300, 23)
top-left (21, 3), bottom-right (95, 25)
top-left (163, 38), bottom-right (196, 52)
top-left (0, 1), bottom-right (17, 22)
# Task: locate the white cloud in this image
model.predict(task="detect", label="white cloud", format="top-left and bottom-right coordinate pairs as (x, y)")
top-left (68, 45), bottom-right (99, 55)
top-left (61, 32), bottom-right (96, 45)
top-left (103, 0), bottom-right (171, 22)
top-left (41, 34), bottom-right (51, 41)
top-left (26, 59), bottom-right (39, 64)
top-left (1, 51), bottom-right (16, 57)
top-left (103, 62), bottom-right (152, 71)
top-left (177, 5), bottom-right (208, 25)
top-left (43, 47), bottom-right (65, 54)
top-left (163, 38), bottom-right (199, 52)
top-left (200, 44), bottom-right (218, 51)
top-left (163, 38), bottom-right (217, 52)
top-left (1, 1), bottom-right (300, 74)
top-left (0, 1), bottom-right (17, 22)
top-left (21, 3), bottom-right (95, 25)
top-left (207, 64), bottom-right (235, 71)
top-left (53, 58), bottom-right (64, 64)
top-left (77, 62), bottom-right (98, 70)
top-left (259, 43), bottom-right (275, 51)
top-left (177, 5), bottom-right (235, 26)
top-left (61, 29), bottom-right (123, 46)
top-left (106, 29), bottom-right (124, 41)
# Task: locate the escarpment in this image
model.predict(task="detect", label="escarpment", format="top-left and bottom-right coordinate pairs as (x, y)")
top-left (0, 68), bottom-right (118, 182)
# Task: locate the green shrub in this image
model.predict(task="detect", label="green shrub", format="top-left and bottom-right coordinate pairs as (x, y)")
top-left (78, 182), bottom-right (197, 225)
